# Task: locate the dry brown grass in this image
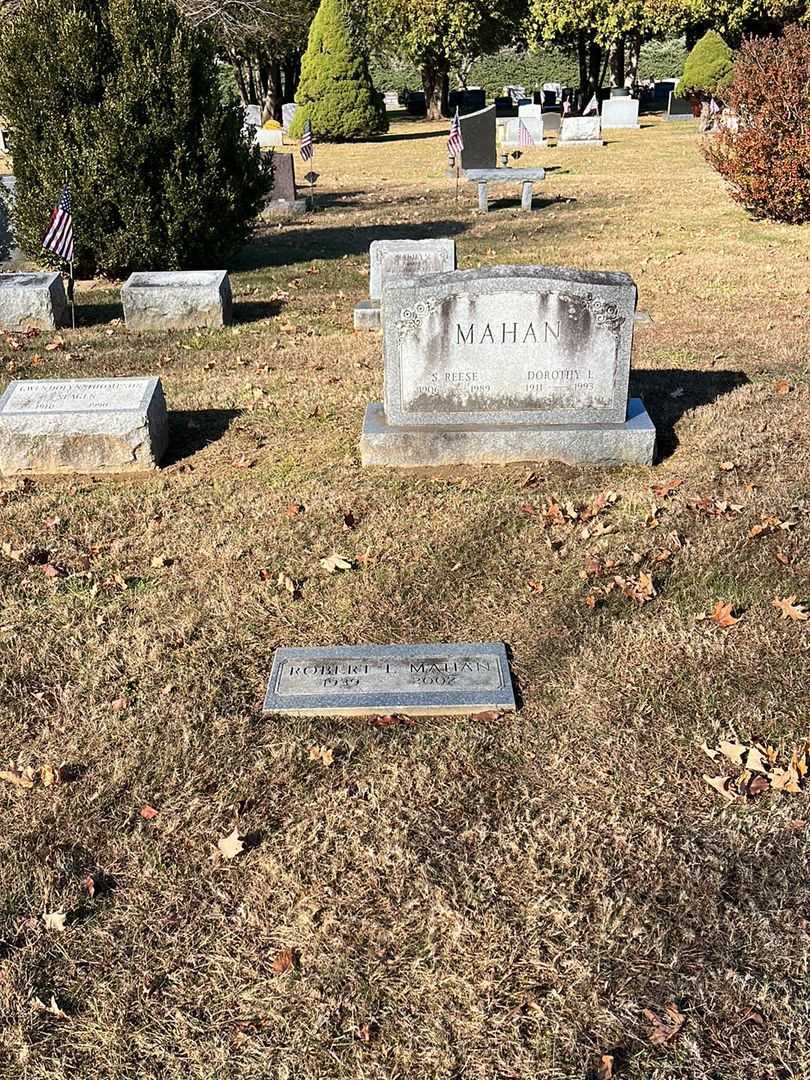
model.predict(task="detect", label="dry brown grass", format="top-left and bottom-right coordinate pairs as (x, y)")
top-left (1, 113), bottom-right (810, 1079)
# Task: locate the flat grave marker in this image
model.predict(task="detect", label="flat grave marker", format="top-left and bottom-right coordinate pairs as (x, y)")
top-left (0, 376), bottom-right (168, 475)
top-left (0, 271), bottom-right (67, 330)
top-left (263, 642), bottom-right (516, 717)
top-left (122, 270), bottom-right (232, 330)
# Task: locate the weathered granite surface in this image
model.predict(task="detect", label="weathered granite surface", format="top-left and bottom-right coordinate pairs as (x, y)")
top-left (558, 115), bottom-right (604, 146)
top-left (122, 270), bottom-right (232, 330)
top-left (0, 272), bottom-right (67, 331)
top-left (0, 376), bottom-right (168, 475)
top-left (382, 265), bottom-right (637, 427)
top-left (361, 397), bottom-right (655, 466)
top-left (263, 642), bottom-right (516, 716)
top-left (369, 239), bottom-right (456, 300)
top-left (354, 299), bottom-right (381, 331)
top-left (464, 168), bottom-right (546, 183)
top-left (601, 98), bottom-right (640, 128)
top-left (459, 105), bottom-right (497, 170)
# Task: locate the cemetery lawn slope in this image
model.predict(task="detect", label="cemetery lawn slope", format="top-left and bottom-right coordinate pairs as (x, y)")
top-left (1, 120), bottom-right (809, 1078)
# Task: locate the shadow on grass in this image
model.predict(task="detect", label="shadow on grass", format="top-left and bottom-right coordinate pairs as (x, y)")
top-left (630, 367), bottom-right (749, 462)
top-left (371, 128), bottom-right (447, 144)
top-left (485, 195), bottom-right (568, 213)
top-left (76, 299), bottom-right (124, 327)
top-left (165, 408), bottom-right (241, 465)
top-left (233, 299), bottom-right (286, 324)
top-left (235, 218), bottom-right (470, 271)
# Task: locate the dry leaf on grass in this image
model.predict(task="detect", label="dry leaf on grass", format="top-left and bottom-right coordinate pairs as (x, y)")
top-left (217, 828), bottom-right (245, 861)
top-left (652, 477), bottom-right (684, 500)
top-left (39, 763), bottom-right (60, 787)
top-left (308, 744), bottom-right (334, 767)
top-left (140, 804), bottom-right (159, 820)
top-left (43, 911), bottom-right (67, 933)
top-left (773, 596), bottom-right (809, 622)
top-left (702, 601), bottom-right (740, 629)
top-left (471, 710), bottom-right (502, 722)
top-left (703, 738), bottom-right (810, 800)
top-left (0, 765), bottom-right (35, 789)
top-left (597, 1055), bottom-right (614, 1080)
top-left (271, 946), bottom-right (299, 974)
top-left (31, 995), bottom-right (68, 1020)
top-left (774, 378), bottom-right (792, 395)
top-left (644, 1002), bottom-right (685, 1045)
top-left (704, 774), bottom-right (740, 802)
top-left (320, 553), bottom-right (353, 574)
top-left (285, 501), bottom-right (304, 519)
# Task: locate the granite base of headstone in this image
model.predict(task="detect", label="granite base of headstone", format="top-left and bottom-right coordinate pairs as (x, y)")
top-left (360, 265), bottom-right (655, 468)
top-left (601, 98), bottom-right (640, 129)
top-left (354, 238), bottom-right (456, 331)
top-left (122, 270), bottom-right (232, 330)
top-left (263, 642), bottom-right (516, 717)
top-left (0, 376), bottom-right (168, 475)
top-left (0, 272), bottom-right (68, 331)
top-left (558, 115), bottom-right (605, 148)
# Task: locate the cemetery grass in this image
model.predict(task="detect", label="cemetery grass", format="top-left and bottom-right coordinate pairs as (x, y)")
top-left (1, 117), bottom-right (810, 1079)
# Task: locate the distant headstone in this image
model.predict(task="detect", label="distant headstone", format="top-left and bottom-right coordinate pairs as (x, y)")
top-left (122, 270), bottom-right (232, 330)
top-left (405, 91), bottom-right (427, 116)
top-left (281, 102), bottom-right (298, 132)
top-left (0, 272), bottom-right (67, 331)
top-left (0, 376), bottom-right (168, 475)
top-left (449, 88), bottom-right (486, 115)
top-left (667, 92), bottom-right (696, 121)
top-left (504, 85), bottom-right (526, 104)
top-left (501, 103), bottom-right (545, 146)
top-left (263, 642), bottom-right (516, 717)
top-left (601, 97), bottom-right (640, 128)
top-left (655, 79), bottom-right (679, 102)
top-left (383, 91), bottom-right (399, 110)
top-left (494, 97), bottom-right (515, 117)
top-left (354, 238), bottom-right (456, 331)
top-left (360, 265), bottom-right (655, 467)
top-left (244, 104), bottom-right (261, 129)
top-left (459, 104), bottom-right (497, 170)
top-left (262, 153), bottom-right (307, 218)
top-left (558, 115), bottom-right (605, 147)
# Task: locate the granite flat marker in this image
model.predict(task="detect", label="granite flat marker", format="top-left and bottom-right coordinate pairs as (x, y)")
top-left (263, 642), bottom-right (516, 717)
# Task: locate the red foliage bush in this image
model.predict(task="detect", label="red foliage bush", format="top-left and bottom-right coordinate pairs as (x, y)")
top-left (702, 24), bottom-right (810, 224)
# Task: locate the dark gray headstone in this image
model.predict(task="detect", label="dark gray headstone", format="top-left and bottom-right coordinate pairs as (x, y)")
top-left (268, 153), bottom-right (296, 203)
top-left (495, 97), bottom-right (516, 117)
top-left (405, 91), bottom-right (427, 116)
top-left (667, 92), bottom-right (696, 120)
top-left (263, 642), bottom-right (517, 717)
top-left (460, 104), bottom-right (497, 170)
top-left (449, 89), bottom-right (486, 115)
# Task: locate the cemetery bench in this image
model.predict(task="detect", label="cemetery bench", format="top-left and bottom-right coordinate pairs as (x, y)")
top-left (463, 168), bottom-right (546, 213)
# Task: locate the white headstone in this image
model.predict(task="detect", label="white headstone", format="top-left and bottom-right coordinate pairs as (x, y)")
top-left (558, 115), bottom-right (604, 146)
top-left (282, 103), bottom-right (298, 132)
top-left (601, 97), bottom-right (640, 128)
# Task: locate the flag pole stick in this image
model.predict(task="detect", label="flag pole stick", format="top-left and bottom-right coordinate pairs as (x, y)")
top-left (69, 259), bottom-right (76, 330)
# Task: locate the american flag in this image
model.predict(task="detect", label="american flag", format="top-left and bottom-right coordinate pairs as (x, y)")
top-left (447, 108), bottom-right (464, 158)
top-left (43, 184), bottom-right (74, 263)
top-left (518, 119), bottom-right (534, 148)
top-left (300, 119), bottom-right (314, 161)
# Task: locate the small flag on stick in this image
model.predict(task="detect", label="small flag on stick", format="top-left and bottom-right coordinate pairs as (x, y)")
top-left (583, 94), bottom-right (600, 116)
top-left (300, 119), bottom-right (314, 162)
top-left (43, 184), bottom-right (74, 263)
top-left (518, 119), bottom-right (534, 148)
top-left (447, 108), bottom-right (464, 159)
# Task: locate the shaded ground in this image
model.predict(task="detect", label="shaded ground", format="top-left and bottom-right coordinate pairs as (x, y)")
top-left (1, 117), bottom-right (809, 1080)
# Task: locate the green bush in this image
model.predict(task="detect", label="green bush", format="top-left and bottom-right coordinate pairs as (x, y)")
top-left (638, 37), bottom-right (687, 81)
top-left (677, 30), bottom-right (734, 99)
top-left (289, 0), bottom-right (387, 141)
top-left (0, 0), bottom-right (270, 277)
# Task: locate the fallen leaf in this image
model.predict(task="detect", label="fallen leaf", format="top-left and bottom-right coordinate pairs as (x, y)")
top-left (358, 1023), bottom-right (372, 1043)
top-left (526, 579), bottom-right (544, 593)
top-left (44, 336), bottom-right (65, 352)
top-left (83, 875), bottom-right (96, 898)
top-left (704, 773), bottom-right (740, 802)
top-left (43, 911), bottom-right (67, 932)
top-left (370, 714), bottom-right (401, 727)
top-left (597, 1055), bottom-right (614, 1080)
top-left (644, 1002), bottom-right (685, 1045)
top-left (140, 804), bottom-right (159, 820)
top-left (39, 563), bottom-right (65, 579)
top-left (308, 744), bottom-right (334, 766)
top-left (277, 572), bottom-right (300, 598)
top-left (773, 596), bottom-right (809, 622)
top-left (31, 994), bottom-right (68, 1020)
top-left (150, 554), bottom-right (171, 569)
top-left (271, 946), bottom-right (298, 974)
top-left (652, 478), bottom-right (683, 500)
top-left (320, 553), bottom-right (353, 574)
top-left (110, 697), bottom-right (129, 712)
top-left (285, 501), bottom-right (304, 519)
top-left (39, 763), bottom-right (60, 787)
top-left (471, 710), bottom-right (501, 722)
top-left (774, 378), bottom-right (792, 396)
top-left (217, 827), bottom-right (245, 860)
top-left (709, 601), bottom-right (740, 629)
top-left (0, 765), bottom-right (35, 790)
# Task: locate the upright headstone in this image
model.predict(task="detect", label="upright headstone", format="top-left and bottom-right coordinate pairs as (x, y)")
top-left (494, 97), bottom-right (516, 117)
top-left (0, 377), bottom-right (168, 475)
top-left (518, 103), bottom-right (545, 143)
top-left (459, 105), bottom-right (497, 170)
top-left (354, 238), bottom-right (456, 331)
top-left (281, 102), bottom-right (298, 132)
top-left (449, 89), bottom-right (486, 114)
top-left (601, 97), bottom-right (640, 128)
top-left (667, 92), bottom-right (696, 121)
top-left (244, 104), bottom-right (262, 129)
top-left (261, 153), bottom-right (307, 218)
top-left (360, 265), bottom-right (655, 467)
top-left (655, 79), bottom-right (679, 102)
top-left (406, 92), bottom-right (427, 116)
top-left (122, 270), bottom-right (232, 330)
top-left (504, 86), bottom-right (526, 104)
top-left (558, 115), bottom-right (605, 148)
top-left (0, 272), bottom-right (67, 330)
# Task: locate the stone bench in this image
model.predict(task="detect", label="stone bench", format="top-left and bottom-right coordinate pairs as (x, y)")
top-left (122, 270), bottom-right (232, 331)
top-left (0, 272), bottom-right (68, 331)
top-left (464, 168), bottom-right (546, 212)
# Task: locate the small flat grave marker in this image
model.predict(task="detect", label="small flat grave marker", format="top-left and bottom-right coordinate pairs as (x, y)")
top-left (122, 270), bottom-right (232, 330)
top-left (0, 376), bottom-right (168, 475)
top-left (263, 642), bottom-right (516, 717)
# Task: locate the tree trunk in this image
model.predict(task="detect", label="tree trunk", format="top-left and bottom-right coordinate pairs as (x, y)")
top-left (577, 31), bottom-right (588, 99)
top-left (588, 36), bottom-right (602, 95)
top-left (231, 55), bottom-right (250, 106)
top-left (422, 58), bottom-right (449, 120)
top-left (283, 52), bottom-right (300, 101)
top-left (626, 31), bottom-right (641, 87)
top-left (610, 37), bottom-right (625, 87)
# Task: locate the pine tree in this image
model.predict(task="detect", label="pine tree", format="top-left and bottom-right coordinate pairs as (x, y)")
top-left (678, 30), bottom-right (734, 100)
top-left (0, 0), bottom-right (270, 276)
top-left (289, 0), bottom-right (387, 141)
